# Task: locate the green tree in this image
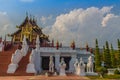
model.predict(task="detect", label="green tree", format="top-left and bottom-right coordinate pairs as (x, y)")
top-left (117, 39), bottom-right (120, 66)
top-left (102, 46), bottom-right (106, 62)
top-left (105, 41), bottom-right (111, 68)
top-left (117, 39), bottom-right (120, 53)
top-left (95, 39), bottom-right (101, 70)
top-left (110, 43), bottom-right (116, 67)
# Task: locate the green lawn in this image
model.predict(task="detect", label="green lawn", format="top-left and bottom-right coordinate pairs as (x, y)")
top-left (87, 74), bottom-right (120, 80)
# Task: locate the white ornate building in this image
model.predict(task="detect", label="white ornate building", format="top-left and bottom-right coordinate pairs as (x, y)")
top-left (0, 15), bottom-right (97, 76)
top-left (6, 35), bottom-right (94, 75)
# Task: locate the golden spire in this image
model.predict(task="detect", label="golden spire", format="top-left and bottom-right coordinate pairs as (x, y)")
top-left (56, 40), bottom-right (59, 50)
top-left (86, 42), bottom-right (89, 51)
top-left (71, 40), bottom-right (75, 49)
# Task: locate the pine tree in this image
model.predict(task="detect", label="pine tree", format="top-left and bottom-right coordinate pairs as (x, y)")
top-left (110, 43), bottom-right (116, 68)
top-left (105, 41), bottom-right (111, 68)
top-left (102, 45), bottom-right (108, 67)
top-left (117, 39), bottom-right (120, 66)
top-left (102, 46), bottom-right (106, 62)
top-left (117, 39), bottom-right (120, 53)
top-left (95, 39), bottom-right (101, 69)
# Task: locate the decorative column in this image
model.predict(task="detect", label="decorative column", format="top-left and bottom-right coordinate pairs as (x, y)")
top-left (56, 40), bottom-right (59, 50)
top-left (86, 42), bottom-right (89, 52)
top-left (55, 53), bottom-right (60, 72)
top-left (34, 35), bottom-right (41, 74)
top-left (52, 39), bottom-right (54, 47)
top-left (70, 40), bottom-right (75, 50)
top-left (13, 35), bottom-right (15, 42)
top-left (36, 35), bottom-right (40, 51)
top-left (69, 54), bottom-right (76, 73)
top-left (34, 51), bottom-right (41, 74)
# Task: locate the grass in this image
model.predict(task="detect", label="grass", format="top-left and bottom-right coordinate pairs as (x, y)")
top-left (87, 74), bottom-right (120, 80)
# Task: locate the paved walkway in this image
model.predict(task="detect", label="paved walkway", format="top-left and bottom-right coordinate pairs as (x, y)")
top-left (0, 75), bottom-right (90, 80)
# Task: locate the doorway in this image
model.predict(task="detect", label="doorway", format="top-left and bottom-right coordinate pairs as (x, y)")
top-left (41, 56), bottom-right (55, 70)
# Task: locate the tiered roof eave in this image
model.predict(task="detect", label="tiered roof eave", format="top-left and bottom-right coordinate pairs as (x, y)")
top-left (9, 14), bottom-right (49, 41)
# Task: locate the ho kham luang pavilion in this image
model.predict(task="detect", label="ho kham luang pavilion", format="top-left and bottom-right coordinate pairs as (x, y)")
top-left (0, 14), bottom-right (97, 76)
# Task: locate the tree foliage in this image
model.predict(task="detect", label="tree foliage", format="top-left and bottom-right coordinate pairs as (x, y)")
top-left (105, 41), bottom-right (111, 68)
top-left (102, 46), bottom-right (106, 62)
top-left (110, 44), bottom-right (116, 68)
top-left (117, 39), bottom-right (120, 65)
top-left (95, 39), bottom-right (101, 69)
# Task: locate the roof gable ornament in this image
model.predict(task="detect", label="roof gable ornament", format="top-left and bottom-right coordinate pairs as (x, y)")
top-left (25, 12), bottom-right (29, 22)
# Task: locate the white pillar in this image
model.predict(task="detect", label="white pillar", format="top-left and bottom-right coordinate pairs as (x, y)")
top-left (55, 53), bottom-right (60, 72)
top-left (34, 50), bottom-right (41, 74)
top-left (69, 54), bottom-right (76, 73)
top-left (39, 52), bottom-right (42, 73)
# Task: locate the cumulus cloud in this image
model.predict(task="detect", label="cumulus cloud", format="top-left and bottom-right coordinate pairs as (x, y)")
top-left (40, 15), bottom-right (52, 25)
top-left (101, 14), bottom-right (118, 27)
top-left (43, 6), bottom-right (120, 48)
top-left (0, 11), bottom-right (15, 40)
top-left (100, 6), bottom-right (113, 14)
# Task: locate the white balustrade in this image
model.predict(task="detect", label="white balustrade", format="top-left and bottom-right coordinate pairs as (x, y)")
top-left (26, 49), bottom-right (36, 73)
top-left (7, 49), bottom-right (23, 73)
top-left (7, 36), bottom-right (29, 74)
top-left (39, 47), bottom-right (76, 53)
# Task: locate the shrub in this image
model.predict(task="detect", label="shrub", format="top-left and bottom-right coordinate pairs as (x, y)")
top-left (96, 67), bottom-right (107, 78)
top-left (114, 69), bottom-right (120, 74)
top-left (96, 67), bottom-right (107, 73)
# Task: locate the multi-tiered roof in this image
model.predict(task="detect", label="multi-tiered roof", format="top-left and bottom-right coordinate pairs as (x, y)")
top-left (9, 14), bottom-right (49, 43)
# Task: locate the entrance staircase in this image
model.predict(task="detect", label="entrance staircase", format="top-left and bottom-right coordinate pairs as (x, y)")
top-left (0, 45), bottom-right (34, 76)
top-left (0, 45), bottom-right (17, 76)
top-left (14, 50), bottom-right (33, 76)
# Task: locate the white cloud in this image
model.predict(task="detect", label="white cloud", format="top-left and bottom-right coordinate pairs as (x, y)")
top-left (40, 16), bottom-right (47, 25)
top-left (0, 12), bottom-right (7, 15)
top-left (101, 14), bottom-right (118, 27)
top-left (3, 24), bottom-right (9, 31)
top-left (43, 6), bottom-right (120, 48)
top-left (40, 15), bottom-right (53, 25)
top-left (0, 11), bottom-right (15, 40)
top-left (20, 0), bottom-right (34, 2)
top-left (100, 6), bottom-right (113, 14)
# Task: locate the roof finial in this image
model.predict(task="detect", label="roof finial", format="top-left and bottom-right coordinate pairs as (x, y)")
top-left (30, 14), bottom-right (32, 18)
top-left (86, 42), bottom-right (89, 51)
top-left (33, 16), bottom-right (35, 21)
top-left (30, 14), bottom-right (32, 22)
top-left (33, 16), bottom-right (37, 23)
top-left (25, 12), bottom-right (29, 22)
top-left (26, 12), bottom-right (28, 17)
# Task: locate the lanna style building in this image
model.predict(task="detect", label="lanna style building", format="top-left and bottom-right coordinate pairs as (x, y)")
top-left (0, 14), bottom-right (96, 76)
top-left (8, 14), bottom-right (49, 45)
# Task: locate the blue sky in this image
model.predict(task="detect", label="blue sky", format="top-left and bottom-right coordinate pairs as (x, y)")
top-left (0, 0), bottom-right (120, 48)
top-left (0, 0), bottom-right (120, 20)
